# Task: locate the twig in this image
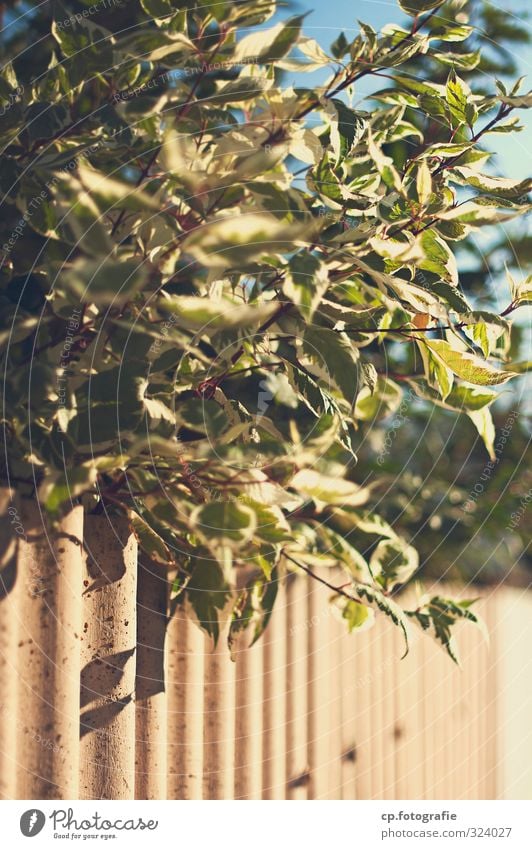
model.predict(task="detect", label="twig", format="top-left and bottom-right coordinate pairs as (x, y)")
top-left (296, 5), bottom-right (443, 121)
top-left (283, 551), bottom-right (362, 601)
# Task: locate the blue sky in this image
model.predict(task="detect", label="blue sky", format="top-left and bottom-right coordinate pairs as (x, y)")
top-left (289, 0), bottom-right (532, 178)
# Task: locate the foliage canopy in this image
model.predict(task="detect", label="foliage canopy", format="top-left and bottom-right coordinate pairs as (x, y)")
top-left (1, 0), bottom-right (531, 661)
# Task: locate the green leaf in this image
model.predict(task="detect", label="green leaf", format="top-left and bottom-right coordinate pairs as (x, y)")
top-left (370, 538), bottom-right (419, 591)
top-left (244, 499), bottom-right (292, 544)
top-left (185, 555), bottom-right (232, 645)
top-left (446, 68), bottom-right (472, 124)
top-left (453, 168), bottom-right (532, 200)
top-left (422, 339), bottom-right (517, 386)
top-left (129, 510), bottom-right (174, 566)
top-left (316, 526), bottom-right (372, 582)
top-left (24, 102), bottom-right (69, 145)
top-left (434, 50), bottom-right (480, 71)
top-left (39, 464), bottom-right (97, 514)
top-left (398, 0), bottom-right (444, 16)
top-left (140, 0), bottom-right (172, 24)
top-left (233, 14), bottom-right (306, 62)
top-left (327, 99), bottom-right (366, 163)
top-left (368, 129), bottom-right (403, 192)
top-left (309, 154), bottom-right (345, 206)
top-left (191, 501), bottom-right (257, 547)
top-left (462, 312), bottom-right (510, 358)
top-left (213, 77), bottom-right (267, 104)
top-left (335, 509), bottom-right (399, 539)
top-left (407, 380), bottom-right (497, 412)
top-left (291, 469), bottom-right (369, 507)
top-left (330, 31), bottom-right (349, 59)
top-left (303, 327), bottom-right (360, 407)
top-left (161, 295), bottom-right (277, 331)
top-left (283, 253), bottom-right (330, 320)
top-left (498, 92), bottom-right (532, 109)
top-left (338, 598), bottom-right (375, 633)
top-left (351, 582), bottom-right (410, 658)
top-left (467, 407), bottom-right (496, 461)
top-left (181, 214), bottom-right (310, 270)
top-left (406, 596), bottom-right (487, 665)
top-left (416, 159), bottom-right (432, 206)
top-left (354, 377), bottom-right (403, 421)
top-left (284, 360), bottom-right (342, 423)
top-left (122, 31), bottom-right (194, 65)
top-left (229, 567), bottom-right (279, 654)
top-left (77, 164), bottom-right (160, 213)
top-left (417, 339), bottom-right (454, 400)
top-left (507, 269), bottom-right (532, 307)
top-left (51, 18), bottom-right (114, 84)
top-left (418, 229), bottom-right (458, 285)
top-left (62, 257), bottom-right (148, 306)
top-left (430, 24), bottom-right (473, 42)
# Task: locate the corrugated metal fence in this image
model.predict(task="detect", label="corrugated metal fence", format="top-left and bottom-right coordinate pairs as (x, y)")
top-left (1, 496), bottom-right (531, 800)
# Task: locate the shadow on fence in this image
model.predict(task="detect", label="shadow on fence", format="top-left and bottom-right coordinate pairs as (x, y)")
top-left (0, 494), bottom-right (531, 800)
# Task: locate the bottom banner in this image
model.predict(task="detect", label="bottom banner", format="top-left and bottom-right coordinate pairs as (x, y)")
top-left (2, 801), bottom-right (531, 848)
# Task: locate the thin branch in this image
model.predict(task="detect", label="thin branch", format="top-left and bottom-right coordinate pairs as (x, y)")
top-left (340, 301), bottom-right (518, 335)
top-left (432, 103), bottom-right (514, 179)
top-left (295, 5), bottom-right (442, 121)
top-left (229, 301), bottom-right (292, 368)
top-left (283, 551), bottom-right (359, 601)
top-left (223, 360), bottom-right (285, 378)
top-left (110, 146), bottom-right (160, 237)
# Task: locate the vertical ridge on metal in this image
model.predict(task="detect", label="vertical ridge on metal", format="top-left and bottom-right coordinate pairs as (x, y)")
top-left (484, 592), bottom-right (498, 800)
top-left (306, 576), bottom-right (330, 800)
top-left (135, 556), bottom-right (168, 800)
top-left (0, 489), bottom-right (19, 799)
top-left (327, 569), bottom-right (344, 800)
top-left (393, 621), bottom-right (424, 800)
top-left (234, 625), bottom-right (263, 800)
top-left (340, 612), bottom-right (358, 801)
top-left (286, 573), bottom-right (309, 800)
top-left (353, 626), bottom-right (373, 800)
top-left (261, 578), bottom-right (287, 799)
top-left (16, 499), bottom-right (83, 799)
top-left (380, 623), bottom-right (397, 801)
top-left (80, 514), bottom-right (137, 799)
top-left (203, 597), bottom-right (236, 800)
top-left (166, 601), bottom-right (205, 799)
